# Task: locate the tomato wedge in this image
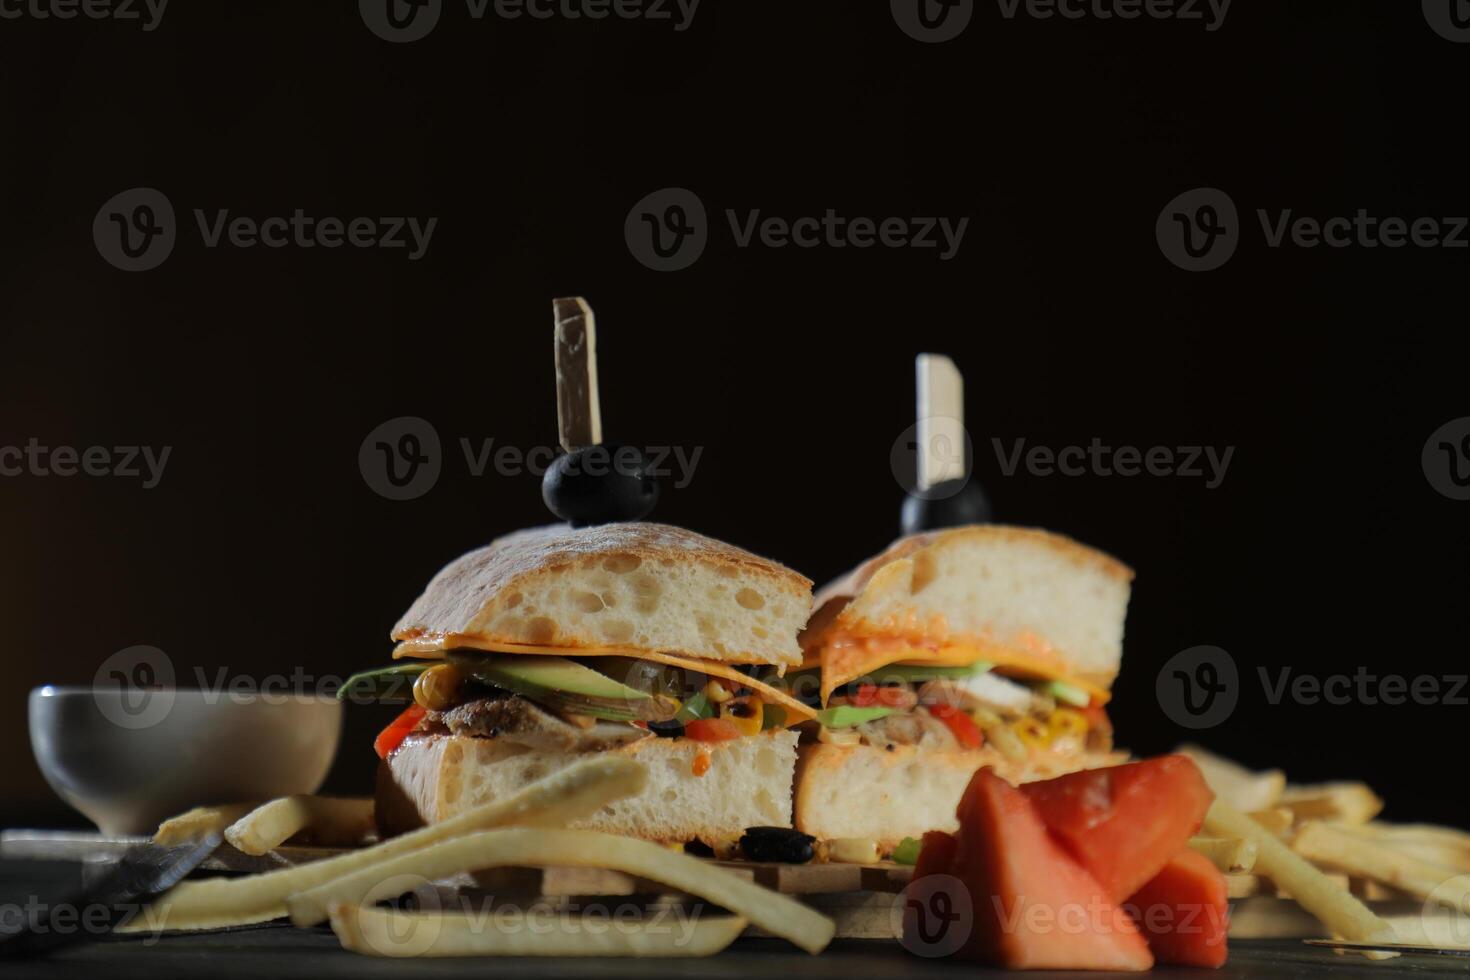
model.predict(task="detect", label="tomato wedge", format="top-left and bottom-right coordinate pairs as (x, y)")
top-left (374, 704), bottom-right (426, 759)
top-left (683, 717), bottom-right (741, 742)
top-left (926, 703), bottom-right (984, 747)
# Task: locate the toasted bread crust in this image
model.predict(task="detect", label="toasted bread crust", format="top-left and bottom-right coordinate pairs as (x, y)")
top-left (814, 525), bottom-right (1132, 609)
top-left (394, 523), bottom-right (813, 666)
top-left (803, 525), bottom-right (1133, 686)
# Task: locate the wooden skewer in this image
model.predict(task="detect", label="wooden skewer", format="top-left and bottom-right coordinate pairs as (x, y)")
top-left (552, 297), bottom-right (603, 452)
top-left (915, 353), bottom-right (966, 491)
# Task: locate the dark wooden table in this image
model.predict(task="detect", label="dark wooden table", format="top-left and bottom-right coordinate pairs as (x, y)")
top-left (5, 858), bottom-right (1464, 978)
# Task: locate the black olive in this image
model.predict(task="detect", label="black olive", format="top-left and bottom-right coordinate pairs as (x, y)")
top-left (542, 445), bottom-right (660, 527)
top-left (900, 479), bottom-right (991, 536)
top-left (683, 840), bottom-right (714, 857)
top-left (648, 719), bottom-right (684, 739)
top-left (739, 826), bottom-right (815, 864)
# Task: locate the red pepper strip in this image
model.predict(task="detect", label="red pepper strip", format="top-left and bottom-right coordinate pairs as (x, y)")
top-left (852, 684), bottom-right (910, 708)
top-left (683, 718), bottom-right (742, 742)
top-left (374, 704), bottom-right (427, 759)
top-left (925, 703), bottom-right (984, 748)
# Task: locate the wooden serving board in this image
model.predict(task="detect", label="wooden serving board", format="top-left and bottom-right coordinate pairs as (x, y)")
top-left (0, 829), bottom-right (911, 894)
top-left (3, 829), bottom-right (1441, 943)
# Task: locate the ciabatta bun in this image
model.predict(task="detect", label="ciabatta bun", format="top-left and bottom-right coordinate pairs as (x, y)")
top-left (378, 730), bottom-right (799, 845)
top-left (794, 743), bottom-right (1127, 848)
top-left (807, 525), bottom-right (1133, 688)
top-left (394, 523), bottom-right (812, 667)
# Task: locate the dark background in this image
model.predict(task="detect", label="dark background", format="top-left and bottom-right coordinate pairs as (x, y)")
top-left (0, 2), bottom-right (1465, 827)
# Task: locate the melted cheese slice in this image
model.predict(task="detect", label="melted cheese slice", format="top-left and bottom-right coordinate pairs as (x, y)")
top-left (393, 634), bottom-right (817, 724)
top-left (815, 638), bottom-right (1112, 707)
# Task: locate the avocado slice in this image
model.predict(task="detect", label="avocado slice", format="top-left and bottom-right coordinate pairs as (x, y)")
top-left (337, 662), bottom-right (431, 703)
top-left (458, 654), bottom-right (680, 723)
top-left (1046, 679), bottom-right (1092, 708)
top-left (814, 705), bottom-right (896, 728)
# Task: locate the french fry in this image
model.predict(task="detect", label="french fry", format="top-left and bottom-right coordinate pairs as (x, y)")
top-left (1280, 783), bottom-right (1384, 825)
top-left (1356, 823), bottom-right (1470, 850)
top-left (1188, 836), bottom-right (1258, 874)
top-left (154, 803), bottom-right (260, 845)
top-left (1177, 744), bottom-right (1285, 812)
top-left (1245, 807), bottom-right (1294, 836)
top-left (121, 756), bottom-right (646, 933)
top-left (1293, 821), bottom-right (1470, 914)
top-left (1204, 801), bottom-right (1398, 956)
top-left (225, 796), bottom-right (375, 855)
top-left (286, 827), bottom-right (836, 954)
top-left (328, 904), bottom-right (747, 958)
top-left (1332, 826), bottom-right (1470, 873)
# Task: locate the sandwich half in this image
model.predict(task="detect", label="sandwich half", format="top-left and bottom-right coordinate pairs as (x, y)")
top-left (346, 522), bottom-right (816, 846)
top-left (793, 525), bottom-right (1132, 850)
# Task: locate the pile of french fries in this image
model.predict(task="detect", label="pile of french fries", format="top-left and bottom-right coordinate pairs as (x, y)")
top-left (138, 758), bottom-right (835, 958)
top-left (1182, 744), bottom-right (1470, 953)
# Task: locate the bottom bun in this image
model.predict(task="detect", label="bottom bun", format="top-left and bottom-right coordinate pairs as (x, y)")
top-left (794, 743), bottom-right (1126, 848)
top-left (378, 730), bottom-right (799, 845)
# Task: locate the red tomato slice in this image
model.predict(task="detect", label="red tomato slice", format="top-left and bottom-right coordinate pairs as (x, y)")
top-left (683, 718), bottom-right (741, 742)
top-left (925, 703), bottom-right (984, 748)
top-left (374, 704), bottom-right (426, 759)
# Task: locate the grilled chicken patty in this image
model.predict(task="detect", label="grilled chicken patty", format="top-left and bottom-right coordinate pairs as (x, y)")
top-left (426, 694), bottom-right (649, 752)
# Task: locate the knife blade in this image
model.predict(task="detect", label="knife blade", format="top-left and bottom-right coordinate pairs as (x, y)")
top-left (0, 832), bottom-right (220, 957)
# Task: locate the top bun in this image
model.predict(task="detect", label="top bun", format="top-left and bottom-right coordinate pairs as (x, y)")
top-left (806, 525), bottom-right (1133, 687)
top-left (393, 523), bottom-right (813, 667)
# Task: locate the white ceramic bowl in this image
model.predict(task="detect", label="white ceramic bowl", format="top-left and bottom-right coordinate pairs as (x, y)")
top-left (29, 686), bottom-right (342, 836)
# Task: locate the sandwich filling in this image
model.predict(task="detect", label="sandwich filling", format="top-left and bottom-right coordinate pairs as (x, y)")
top-left (343, 652), bottom-right (807, 762)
